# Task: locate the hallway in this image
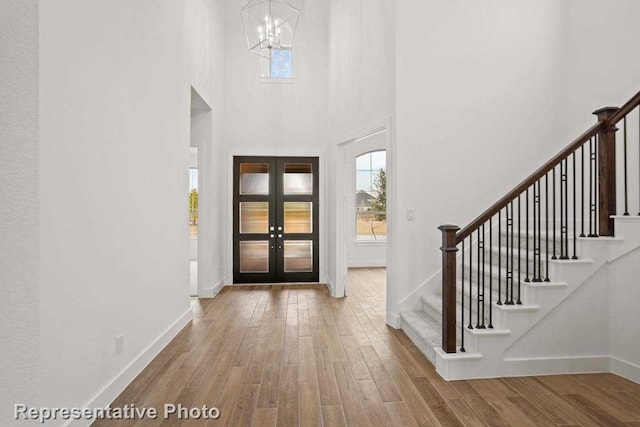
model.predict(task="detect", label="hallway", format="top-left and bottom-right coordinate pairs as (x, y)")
top-left (100, 269), bottom-right (640, 426)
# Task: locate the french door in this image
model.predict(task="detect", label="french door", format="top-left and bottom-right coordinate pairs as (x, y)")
top-left (233, 156), bottom-right (319, 283)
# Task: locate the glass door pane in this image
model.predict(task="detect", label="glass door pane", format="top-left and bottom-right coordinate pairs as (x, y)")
top-left (283, 241), bottom-right (313, 272)
top-left (283, 163), bottom-right (313, 195)
top-left (240, 163), bottom-right (269, 195)
top-left (240, 202), bottom-right (269, 234)
top-left (240, 241), bottom-right (270, 273)
top-left (284, 202), bottom-right (312, 233)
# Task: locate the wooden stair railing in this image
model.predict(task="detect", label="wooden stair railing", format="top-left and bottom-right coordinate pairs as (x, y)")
top-left (440, 90), bottom-right (640, 354)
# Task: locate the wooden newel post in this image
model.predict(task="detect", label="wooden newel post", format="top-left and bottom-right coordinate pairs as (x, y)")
top-left (439, 224), bottom-right (460, 353)
top-left (593, 107), bottom-right (620, 236)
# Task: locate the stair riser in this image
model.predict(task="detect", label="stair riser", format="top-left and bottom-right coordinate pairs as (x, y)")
top-left (472, 249), bottom-right (547, 273)
top-left (431, 286), bottom-right (503, 312)
top-left (422, 297), bottom-right (495, 329)
top-left (460, 264), bottom-right (547, 285)
top-left (400, 318), bottom-right (437, 365)
top-left (497, 232), bottom-right (567, 253)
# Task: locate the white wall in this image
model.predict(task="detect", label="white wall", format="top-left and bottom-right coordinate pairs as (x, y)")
top-left (326, 0), bottom-right (395, 294)
top-left (505, 267), bottom-right (611, 360)
top-left (328, 0), bottom-right (395, 139)
top-left (186, 0), bottom-right (215, 107)
top-left (222, 0), bottom-right (328, 151)
top-left (38, 0), bottom-right (193, 417)
top-left (609, 246), bottom-right (640, 380)
top-left (394, 0), bottom-right (570, 320)
top-left (0, 0), bottom-right (40, 422)
top-left (503, 242), bottom-right (640, 382)
top-left (191, 0), bottom-right (227, 296)
top-left (566, 0), bottom-right (640, 137)
top-left (222, 0), bottom-right (329, 282)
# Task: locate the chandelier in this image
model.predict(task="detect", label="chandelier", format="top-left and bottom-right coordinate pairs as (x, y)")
top-left (241, 0), bottom-right (300, 59)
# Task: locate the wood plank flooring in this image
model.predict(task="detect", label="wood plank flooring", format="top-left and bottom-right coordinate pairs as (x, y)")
top-left (96, 268), bottom-right (640, 426)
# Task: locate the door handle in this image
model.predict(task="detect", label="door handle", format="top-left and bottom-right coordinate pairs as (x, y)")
top-left (270, 234), bottom-right (275, 238)
top-left (277, 226), bottom-right (282, 231)
top-left (278, 234), bottom-right (283, 238)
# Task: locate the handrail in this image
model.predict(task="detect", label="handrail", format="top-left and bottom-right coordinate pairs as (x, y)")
top-left (456, 121), bottom-right (605, 243)
top-left (609, 90), bottom-right (640, 125)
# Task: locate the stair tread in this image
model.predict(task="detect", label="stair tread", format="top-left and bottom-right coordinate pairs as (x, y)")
top-left (401, 310), bottom-right (442, 343)
top-left (461, 262), bottom-right (567, 284)
top-left (486, 245), bottom-right (553, 258)
top-left (422, 292), bottom-right (502, 323)
top-left (400, 310), bottom-right (444, 365)
top-left (498, 230), bottom-right (564, 239)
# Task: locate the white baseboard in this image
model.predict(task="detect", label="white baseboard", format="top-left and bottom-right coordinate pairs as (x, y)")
top-left (200, 277), bottom-right (225, 298)
top-left (438, 354), bottom-right (613, 381)
top-left (66, 308), bottom-right (193, 426)
top-left (503, 355), bottom-right (611, 377)
top-left (386, 313), bottom-right (401, 329)
top-left (611, 356), bottom-right (640, 384)
top-left (326, 278), bottom-right (335, 296)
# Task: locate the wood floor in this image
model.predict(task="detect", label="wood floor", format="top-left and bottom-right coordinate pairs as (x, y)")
top-left (98, 268), bottom-right (640, 426)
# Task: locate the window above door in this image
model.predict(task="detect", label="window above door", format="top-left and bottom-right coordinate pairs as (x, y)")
top-left (260, 48), bottom-right (293, 83)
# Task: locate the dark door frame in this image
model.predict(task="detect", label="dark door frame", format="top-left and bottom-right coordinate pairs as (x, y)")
top-left (233, 156), bottom-right (320, 283)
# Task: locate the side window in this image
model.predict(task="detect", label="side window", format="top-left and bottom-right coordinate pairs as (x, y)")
top-left (355, 151), bottom-right (386, 241)
top-left (189, 168), bottom-right (198, 238)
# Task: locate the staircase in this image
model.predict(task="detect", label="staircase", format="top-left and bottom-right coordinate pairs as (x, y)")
top-left (401, 91), bottom-right (640, 381)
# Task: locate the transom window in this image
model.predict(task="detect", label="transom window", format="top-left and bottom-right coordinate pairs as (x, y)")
top-left (355, 150), bottom-right (386, 241)
top-left (270, 48), bottom-right (292, 78)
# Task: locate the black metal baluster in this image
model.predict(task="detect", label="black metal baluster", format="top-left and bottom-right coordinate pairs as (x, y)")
top-left (572, 152), bottom-right (578, 259)
top-left (468, 232), bottom-right (473, 329)
top-left (477, 227), bottom-right (481, 328)
top-left (506, 205), bottom-right (511, 304)
top-left (525, 188), bottom-right (530, 282)
top-left (563, 159), bottom-right (570, 258)
top-left (497, 210), bottom-right (502, 305)
top-left (518, 195), bottom-right (522, 303)
top-left (581, 144), bottom-right (586, 237)
top-left (536, 180), bottom-right (542, 282)
top-left (527, 182), bottom-right (538, 282)
top-left (478, 224), bottom-right (486, 329)
top-left (624, 117), bottom-right (629, 216)
top-left (638, 107), bottom-right (640, 216)
top-left (533, 180), bottom-right (542, 282)
top-left (508, 201), bottom-right (515, 304)
top-left (552, 167), bottom-right (557, 259)
top-left (533, 180), bottom-right (540, 282)
top-left (545, 173), bottom-right (550, 281)
top-left (488, 218), bottom-right (493, 328)
top-left (588, 138), bottom-right (595, 236)
top-left (593, 135), bottom-right (600, 237)
top-left (461, 239), bottom-right (465, 351)
top-left (560, 160), bottom-right (565, 258)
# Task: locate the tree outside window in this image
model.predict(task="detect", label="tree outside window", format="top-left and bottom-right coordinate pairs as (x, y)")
top-left (189, 168), bottom-right (198, 238)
